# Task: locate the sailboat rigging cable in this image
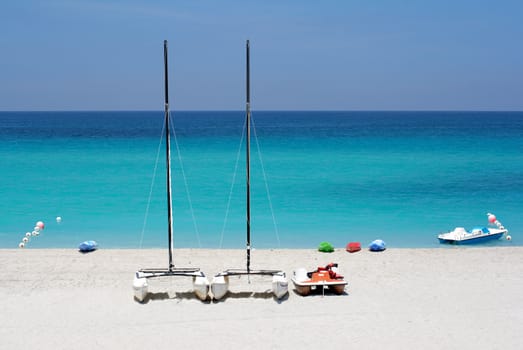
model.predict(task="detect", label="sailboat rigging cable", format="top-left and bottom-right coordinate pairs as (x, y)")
top-left (218, 118), bottom-right (247, 248)
top-left (218, 42), bottom-right (280, 250)
top-left (138, 69), bottom-right (201, 250)
top-left (250, 115), bottom-right (281, 248)
top-left (138, 123), bottom-right (165, 249)
top-left (169, 111), bottom-right (202, 248)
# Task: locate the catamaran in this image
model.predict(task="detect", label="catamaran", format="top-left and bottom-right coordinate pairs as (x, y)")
top-left (210, 40), bottom-right (288, 300)
top-left (133, 40), bottom-right (209, 302)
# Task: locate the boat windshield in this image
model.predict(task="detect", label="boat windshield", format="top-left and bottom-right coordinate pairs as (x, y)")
top-left (470, 227), bottom-right (489, 234)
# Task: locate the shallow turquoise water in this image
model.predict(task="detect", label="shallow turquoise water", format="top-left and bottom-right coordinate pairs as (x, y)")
top-left (1, 111), bottom-right (522, 249)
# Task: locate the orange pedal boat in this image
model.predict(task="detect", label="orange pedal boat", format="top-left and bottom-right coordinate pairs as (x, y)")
top-left (292, 263), bottom-right (347, 296)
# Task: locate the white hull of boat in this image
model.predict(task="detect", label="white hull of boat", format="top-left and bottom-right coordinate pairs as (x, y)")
top-left (211, 275), bottom-right (229, 300)
top-left (438, 227), bottom-right (507, 244)
top-left (133, 276), bottom-right (148, 302)
top-left (193, 275), bottom-right (210, 301)
top-left (272, 274), bottom-right (288, 299)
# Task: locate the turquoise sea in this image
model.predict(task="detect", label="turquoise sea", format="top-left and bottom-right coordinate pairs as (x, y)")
top-left (1, 111), bottom-right (522, 249)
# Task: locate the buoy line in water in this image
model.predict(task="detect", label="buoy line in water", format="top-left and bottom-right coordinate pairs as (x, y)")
top-left (18, 216), bottom-right (62, 248)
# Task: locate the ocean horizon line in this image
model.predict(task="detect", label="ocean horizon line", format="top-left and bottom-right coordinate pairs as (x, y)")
top-left (2, 109), bottom-right (523, 113)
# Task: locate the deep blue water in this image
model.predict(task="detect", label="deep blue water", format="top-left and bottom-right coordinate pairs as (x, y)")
top-left (1, 111), bottom-right (522, 249)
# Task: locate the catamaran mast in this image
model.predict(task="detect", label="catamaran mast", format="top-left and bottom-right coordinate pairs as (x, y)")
top-left (164, 40), bottom-right (174, 271)
top-left (246, 40), bottom-right (251, 274)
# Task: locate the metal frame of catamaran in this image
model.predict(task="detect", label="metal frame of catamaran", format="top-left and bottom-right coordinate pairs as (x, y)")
top-left (133, 40), bottom-right (209, 303)
top-left (210, 40), bottom-right (288, 301)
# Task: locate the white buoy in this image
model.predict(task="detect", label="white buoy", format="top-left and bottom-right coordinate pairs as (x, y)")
top-left (36, 221), bottom-right (45, 230)
top-left (19, 242), bottom-right (25, 248)
top-left (25, 232), bottom-right (31, 237)
top-left (56, 217), bottom-right (62, 223)
top-left (32, 231), bottom-right (38, 236)
top-left (35, 231), bottom-right (40, 236)
top-left (506, 235), bottom-right (512, 241)
top-left (34, 226), bottom-right (40, 232)
top-left (22, 237), bottom-right (29, 243)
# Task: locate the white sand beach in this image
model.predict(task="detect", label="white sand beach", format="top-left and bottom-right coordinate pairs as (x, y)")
top-left (2, 247), bottom-right (523, 349)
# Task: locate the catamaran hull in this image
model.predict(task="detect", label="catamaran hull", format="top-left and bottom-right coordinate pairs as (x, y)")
top-left (211, 275), bottom-right (229, 300)
top-left (133, 276), bottom-right (148, 302)
top-left (272, 274), bottom-right (289, 299)
top-left (193, 276), bottom-right (210, 301)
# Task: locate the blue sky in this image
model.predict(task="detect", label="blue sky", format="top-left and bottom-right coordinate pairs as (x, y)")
top-left (1, 0), bottom-right (522, 111)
